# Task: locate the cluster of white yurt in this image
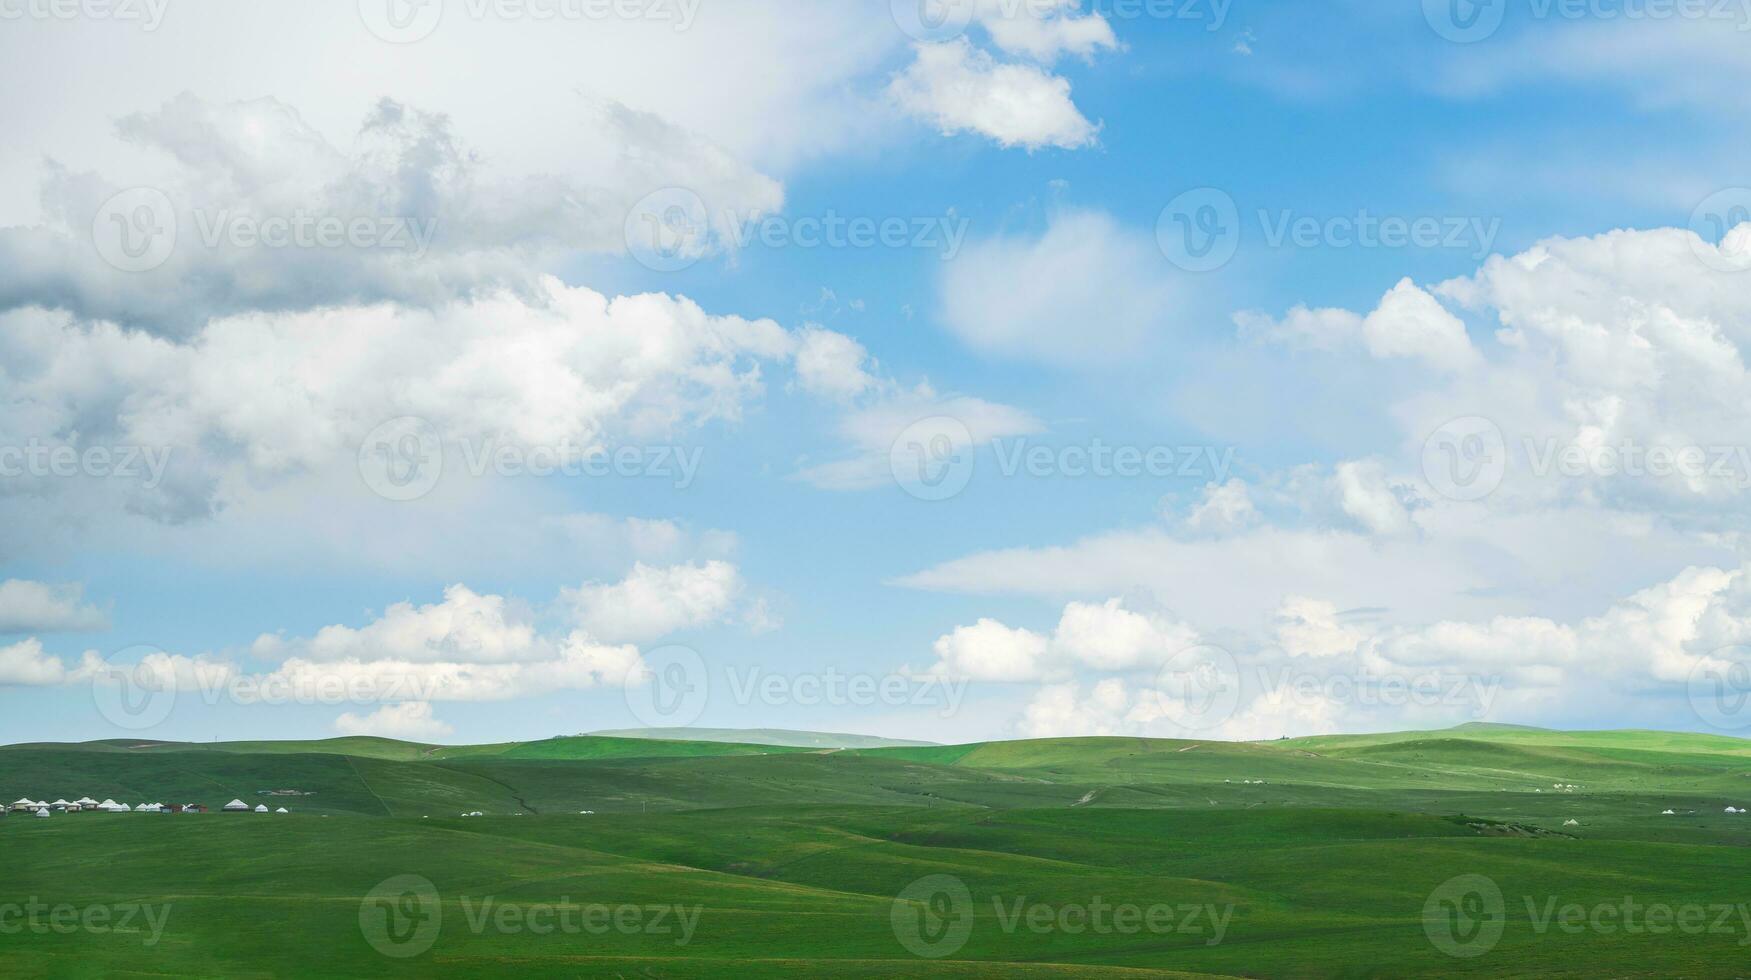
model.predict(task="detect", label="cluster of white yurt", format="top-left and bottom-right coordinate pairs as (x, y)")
top-left (5, 795), bottom-right (290, 816)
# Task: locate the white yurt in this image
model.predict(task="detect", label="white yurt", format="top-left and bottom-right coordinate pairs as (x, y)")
top-left (275, 807), bottom-right (289, 814)
top-left (223, 799), bottom-right (250, 812)
top-left (34, 808), bottom-right (50, 818)
top-left (253, 804), bottom-right (269, 813)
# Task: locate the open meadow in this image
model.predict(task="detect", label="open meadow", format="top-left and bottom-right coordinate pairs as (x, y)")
top-left (4, 724), bottom-right (1751, 977)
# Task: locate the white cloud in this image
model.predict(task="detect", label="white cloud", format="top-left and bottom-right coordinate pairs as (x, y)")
top-left (889, 40), bottom-right (1099, 151)
top-left (928, 619), bottom-right (1052, 682)
top-left (939, 209), bottom-right (1174, 364)
top-left (915, 225), bottom-right (1751, 647)
top-left (269, 585), bottom-right (542, 665)
top-left (994, 562), bottom-right (1751, 740)
top-left (919, 597), bottom-right (1201, 681)
top-left (793, 326), bottom-right (878, 400)
top-left (562, 561), bottom-right (746, 644)
top-left (1051, 598), bottom-right (1202, 672)
top-left (1185, 480), bottom-right (1258, 533)
top-left (796, 385), bottom-right (1042, 491)
top-left (0, 639), bottom-right (81, 686)
top-left (1016, 677), bottom-right (1345, 742)
top-left (334, 701), bottom-right (454, 740)
top-left (264, 631), bottom-right (643, 704)
top-left (0, 580), bottom-right (107, 633)
top-left (1363, 278), bottom-right (1480, 373)
top-left (1333, 460), bottom-right (1413, 537)
top-left (0, 279), bottom-right (793, 521)
top-left (972, 0), bottom-right (1119, 63)
top-left (1273, 597), bottom-right (1369, 659)
top-left (0, 1), bottom-right (898, 223)
top-left (0, 94), bottom-right (783, 332)
top-left (1018, 678), bottom-right (1133, 737)
top-left (1239, 277), bottom-right (1478, 372)
top-left (541, 513), bottom-right (735, 568)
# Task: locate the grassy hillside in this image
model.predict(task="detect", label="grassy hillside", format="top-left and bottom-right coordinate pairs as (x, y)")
top-left (6, 724), bottom-right (1751, 976)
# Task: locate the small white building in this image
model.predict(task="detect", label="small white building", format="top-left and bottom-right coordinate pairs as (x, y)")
top-left (253, 804), bottom-right (269, 813)
top-left (33, 808), bottom-right (50, 819)
top-left (223, 799), bottom-right (250, 812)
top-left (275, 807), bottom-right (289, 814)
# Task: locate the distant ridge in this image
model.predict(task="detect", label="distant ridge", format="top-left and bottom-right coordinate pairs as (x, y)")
top-left (588, 727), bottom-right (937, 749)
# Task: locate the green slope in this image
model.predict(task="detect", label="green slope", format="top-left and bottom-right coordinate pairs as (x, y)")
top-left (9, 724), bottom-right (1751, 976)
top-left (591, 727), bottom-right (937, 749)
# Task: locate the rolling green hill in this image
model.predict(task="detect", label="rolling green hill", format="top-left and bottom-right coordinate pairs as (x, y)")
top-left (590, 727), bottom-right (937, 749)
top-left (5, 724), bottom-right (1751, 977)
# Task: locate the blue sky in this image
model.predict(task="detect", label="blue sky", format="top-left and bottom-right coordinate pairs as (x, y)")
top-left (1, 0), bottom-right (1749, 745)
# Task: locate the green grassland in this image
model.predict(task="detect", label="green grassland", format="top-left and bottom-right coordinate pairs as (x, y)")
top-left (4, 725), bottom-right (1751, 977)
